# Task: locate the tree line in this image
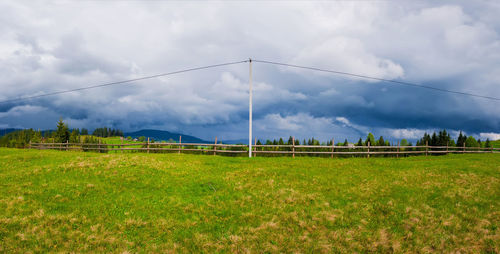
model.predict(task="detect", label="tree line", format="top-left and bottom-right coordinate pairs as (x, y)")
top-left (0, 119), bottom-right (124, 148)
top-left (254, 129), bottom-right (492, 148)
top-left (0, 119), bottom-right (495, 150)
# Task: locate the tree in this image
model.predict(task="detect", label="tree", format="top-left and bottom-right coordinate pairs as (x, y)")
top-left (449, 139), bottom-right (456, 147)
top-left (365, 133), bottom-right (375, 146)
top-left (400, 139), bottom-right (409, 151)
top-left (0, 129), bottom-right (42, 148)
top-left (400, 139), bottom-right (409, 146)
top-left (92, 127), bottom-right (123, 137)
top-left (417, 132), bottom-right (431, 146)
top-left (356, 138), bottom-right (363, 146)
top-left (437, 130), bottom-right (450, 146)
top-left (457, 131), bottom-right (467, 147)
top-left (431, 133), bottom-right (438, 146)
top-left (465, 136), bottom-right (479, 147)
top-left (278, 138), bottom-right (284, 145)
top-left (485, 138), bottom-right (491, 148)
top-left (377, 136), bottom-right (385, 146)
top-left (81, 128), bottom-right (88, 135)
top-left (343, 139), bottom-right (349, 146)
top-left (312, 138), bottom-right (320, 146)
top-left (69, 129), bottom-right (80, 143)
top-left (138, 136), bottom-right (146, 142)
top-left (55, 119), bottom-right (70, 143)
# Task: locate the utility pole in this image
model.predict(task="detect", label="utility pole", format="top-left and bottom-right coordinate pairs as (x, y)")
top-left (249, 58), bottom-right (253, 158)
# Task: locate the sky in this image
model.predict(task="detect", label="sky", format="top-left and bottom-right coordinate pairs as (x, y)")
top-left (1, 0), bottom-right (500, 142)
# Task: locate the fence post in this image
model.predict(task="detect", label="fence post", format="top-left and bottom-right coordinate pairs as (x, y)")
top-left (446, 141), bottom-right (449, 155)
top-left (397, 140), bottom-right (400, 158)
top-left (122, 138), bottom-right (124, 154)
top-left (331, 138), bottom-right (334, 158)
top-left (98, 139), bottom-right (101, 153)
top-left (463, 143), bottom-right (465, 154)
top-left (29, 140), bottom-right (32, 150)
top-left (367, 141), bottom-right (370, 158)
top-left (425, 141), bottom-right (428, 156)
top-left (214, 137), bottom-right (217, 156)
top-left (66, 140), bottom-right (69, 151)
top-left (147, 137), bottom-right (150, 154)
top-left (178, 136), bottom-right (182, 154)
top-left (292, 137), bottom-right (295, 158)
top-left (254, 138), bottom-right (257, 157)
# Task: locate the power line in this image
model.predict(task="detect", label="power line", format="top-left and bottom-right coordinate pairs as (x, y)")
top-left (2, 58), bottom-right (499, 103)
top-left (252, 59), bottom-right (500, 101)
top-left (0, 60), bottom-right (249, 104)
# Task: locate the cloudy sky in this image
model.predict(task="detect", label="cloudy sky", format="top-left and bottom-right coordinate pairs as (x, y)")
top-left (1, 0), bottom-right (500, 142)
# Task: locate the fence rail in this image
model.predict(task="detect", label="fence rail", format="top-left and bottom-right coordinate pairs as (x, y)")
top-left (28, 141), bottom-right (500, 158)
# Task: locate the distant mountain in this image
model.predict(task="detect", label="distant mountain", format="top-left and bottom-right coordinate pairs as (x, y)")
top-left (124, 129), bottom-right (209, 143)
top-left (0, 128), bottom-right (21, 137)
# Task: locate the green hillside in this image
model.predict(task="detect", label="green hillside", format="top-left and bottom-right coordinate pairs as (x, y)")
top-left (0, 148), bottom-right (498, 252)
top-left (491, 140), bottom-right (500, 148)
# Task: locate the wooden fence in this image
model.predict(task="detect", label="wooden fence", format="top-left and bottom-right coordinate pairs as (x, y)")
top-left (29, 141), bottom-right (500, 158)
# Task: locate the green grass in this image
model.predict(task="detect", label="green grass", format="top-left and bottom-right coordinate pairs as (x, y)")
top-left (0, 148), bottom-right (498, 252)
top-left (491, 140), bottom-right (500, 148)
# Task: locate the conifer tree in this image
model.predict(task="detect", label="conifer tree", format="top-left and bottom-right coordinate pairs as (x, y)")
top-left (377, 136), bottom-right (385, 146)
top-left (431, 132), bottom-right (438, 146)
top-left (81, 128), bottom-right (88, 135)
top-left (485, 139), bottom-right (491, 148)
top-left (457, 131), bottom-right (467, 147)
top-left (55, 119), bottom-right (70, 143)
top-left (357, 138), bottom-right (363, 146)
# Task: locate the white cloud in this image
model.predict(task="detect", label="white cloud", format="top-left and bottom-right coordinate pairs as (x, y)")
top-left (335, 117), bottom-right (350, 126)
top-left (480, 132), bottom-right (500, 141)
top-left (381, 128), bottom-right (429, 140)
top-left (254, 113), bottom-right (367, 141)
top-left (291, 36), bottom-right (405, 80)
top-left (0, 105), bottom-right (45, 118)
top-left (0, 1), bottom-right (499, 140)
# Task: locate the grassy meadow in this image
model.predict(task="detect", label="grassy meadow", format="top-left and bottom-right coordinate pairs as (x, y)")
top-left (0, 148), bottom-right (498, 253)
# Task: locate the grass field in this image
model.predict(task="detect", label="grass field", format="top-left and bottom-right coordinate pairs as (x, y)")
top-left (0, 148), bottom-right (498, 252)
top-left (492, 140), bottom-right (500, 148)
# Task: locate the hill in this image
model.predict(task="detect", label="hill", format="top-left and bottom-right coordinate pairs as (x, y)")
top-left (0, 128), bottom-right (21, 136)
top-left (0, 148), bottom-right (498, 252)
top-left (124, 129), bottom-right (209, 143)
top-left (491, 140), bottom-right (500, 148)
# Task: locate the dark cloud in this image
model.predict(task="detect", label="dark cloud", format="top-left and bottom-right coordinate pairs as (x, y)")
top-left (0, 1), bottom-right (499, 142)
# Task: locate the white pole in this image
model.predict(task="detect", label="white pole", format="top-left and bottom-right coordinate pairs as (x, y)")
top-left (249, 58), bottom-right (253, 158)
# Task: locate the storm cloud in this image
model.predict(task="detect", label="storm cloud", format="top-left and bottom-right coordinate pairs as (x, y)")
top-left (1, 1), bottom-right (499, 142)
